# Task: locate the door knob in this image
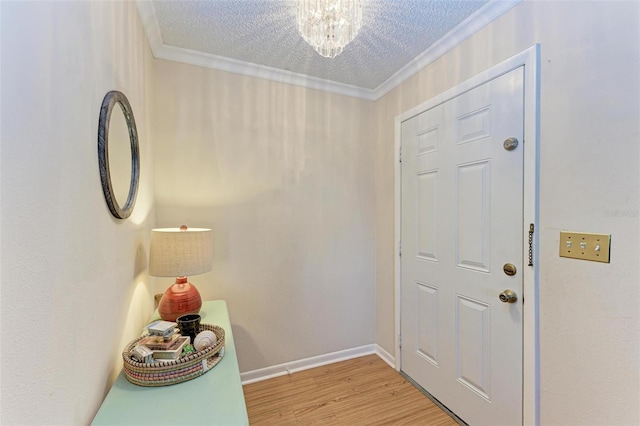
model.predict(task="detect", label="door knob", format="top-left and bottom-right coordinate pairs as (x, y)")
top-left (503, 137), bottom-right (519, 151)
top-left (499, 289), bottom-right (518, 303)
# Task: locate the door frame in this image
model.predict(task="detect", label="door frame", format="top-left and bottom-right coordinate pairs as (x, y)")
top-left (393, 45), bottom-right (540, 425)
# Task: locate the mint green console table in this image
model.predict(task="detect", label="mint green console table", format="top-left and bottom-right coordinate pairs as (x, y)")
top-left (92, 300), bottom-right (248, 425)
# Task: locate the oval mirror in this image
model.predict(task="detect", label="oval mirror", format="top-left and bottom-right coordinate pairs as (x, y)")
top-left (98, 91), bottom-right (140, 219)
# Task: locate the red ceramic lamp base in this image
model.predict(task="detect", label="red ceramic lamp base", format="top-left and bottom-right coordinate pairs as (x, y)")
top-left (158, 277), bottom-right (202, 322)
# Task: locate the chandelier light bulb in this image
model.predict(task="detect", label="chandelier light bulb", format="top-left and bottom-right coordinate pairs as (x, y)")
top-left (297, 0), bottom-right (363, 58)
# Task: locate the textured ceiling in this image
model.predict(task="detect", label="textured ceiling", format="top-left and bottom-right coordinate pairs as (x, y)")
top-left (149, 0), bottom-right (490, 91)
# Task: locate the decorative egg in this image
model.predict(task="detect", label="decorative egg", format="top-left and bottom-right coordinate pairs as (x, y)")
top-left (193, 330), bottom-right (217, 351)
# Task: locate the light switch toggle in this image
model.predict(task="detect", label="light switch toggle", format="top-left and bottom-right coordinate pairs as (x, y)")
top-left (559, 231), bottom-right (611, 263)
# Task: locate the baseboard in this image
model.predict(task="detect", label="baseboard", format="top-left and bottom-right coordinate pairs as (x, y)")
top-left (375, 344), bottom-right (395, 369)
top-left (241, 344), bottom-right (396, 385)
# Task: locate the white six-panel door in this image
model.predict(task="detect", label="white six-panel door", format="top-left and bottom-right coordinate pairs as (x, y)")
top-left (400, 67), bottom-right (525, 425)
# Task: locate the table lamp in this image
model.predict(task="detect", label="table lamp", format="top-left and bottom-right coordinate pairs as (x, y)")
top-left (149, 225), bottom-right (213, 321)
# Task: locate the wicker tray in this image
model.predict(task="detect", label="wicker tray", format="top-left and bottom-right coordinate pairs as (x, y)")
top-left (122, 324), bottom-right (225, 387)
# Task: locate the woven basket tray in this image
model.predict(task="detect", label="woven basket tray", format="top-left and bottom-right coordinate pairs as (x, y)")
top-left (122, 324), bottom-right (225, 387)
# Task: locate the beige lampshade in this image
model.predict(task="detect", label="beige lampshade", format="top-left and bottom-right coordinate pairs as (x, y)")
top-left (149, 227), bottom-right (213, 277)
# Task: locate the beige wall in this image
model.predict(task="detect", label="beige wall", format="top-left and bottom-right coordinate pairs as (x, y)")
top-left (0, 1), bottom-right (156, 424)
top-left (374, 1), bottom-right (640, 425)
top-left (2, 1), bottom-right (638, 424)
top-left (152, 60), bottom-right (376, 372)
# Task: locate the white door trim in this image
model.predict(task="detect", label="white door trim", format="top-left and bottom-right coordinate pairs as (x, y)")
top-left (393, 45), bottom-right (540, 426)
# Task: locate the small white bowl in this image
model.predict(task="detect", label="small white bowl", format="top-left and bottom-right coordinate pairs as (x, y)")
top-left (193, 330), bottom-right (217, 351)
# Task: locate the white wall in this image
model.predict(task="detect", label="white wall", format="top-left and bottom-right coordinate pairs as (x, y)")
top-left (374, 1), bottom-right (640, 425)
top-left (152, 60), bottom-right (376, 372)
top-left (0, 2), bottom-right (156, 424)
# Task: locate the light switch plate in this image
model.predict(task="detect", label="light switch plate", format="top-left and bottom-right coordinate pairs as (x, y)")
top-left (559, 231), bottom-right (611, 263)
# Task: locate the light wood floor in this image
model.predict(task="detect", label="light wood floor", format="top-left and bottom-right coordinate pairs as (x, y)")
top-left (243, 354), bottom-right (458, 425)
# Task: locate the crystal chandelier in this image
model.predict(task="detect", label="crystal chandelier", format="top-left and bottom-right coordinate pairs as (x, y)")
top-left (297, 0), bottom-right (363, 59)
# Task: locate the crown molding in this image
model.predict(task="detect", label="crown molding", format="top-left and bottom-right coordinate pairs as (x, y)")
top-left (156, 44), bottom-right (377, 100)
top-left (372, 0), bottom-right (522, 99)
top-left (136, 0), bottom-right (163, 55)
top-left (136, 0), bottom-right (521, 101)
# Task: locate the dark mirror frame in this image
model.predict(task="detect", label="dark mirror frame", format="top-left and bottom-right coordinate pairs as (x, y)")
top-left (98, 90), bottom-right (140, 219)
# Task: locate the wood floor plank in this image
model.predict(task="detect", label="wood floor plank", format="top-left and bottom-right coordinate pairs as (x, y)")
top-left (244, 377), bottom-right (319, 417)
top-left (248, 408), bottom-right (298, 425)
top-left (243, 355), bottom-right (458, 425)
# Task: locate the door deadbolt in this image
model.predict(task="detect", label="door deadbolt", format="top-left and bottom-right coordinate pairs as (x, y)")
top-left (503, 263), bottom-right (517, 276)
top-left (503, 137), bottom-right (519, 151)
top-left (499, 289), bottom-right (518, 303)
